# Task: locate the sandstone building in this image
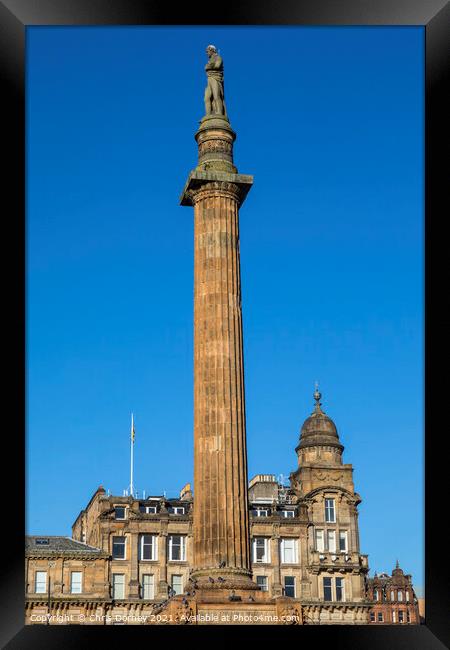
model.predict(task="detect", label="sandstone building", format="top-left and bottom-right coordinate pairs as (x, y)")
top-left (366, 562), bottom-right (420, 624)
top-left (25, 391), bottom-right (419, 625)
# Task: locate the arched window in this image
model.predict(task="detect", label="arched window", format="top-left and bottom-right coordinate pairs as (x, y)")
top-left (398, 590), bottom-right (403, 601)
top-left (390, 589), bottom-right (395, 601)
top-left (374, 589), bottom-right (379, 601)
top-left (406, 590), bottom-right (410, 602)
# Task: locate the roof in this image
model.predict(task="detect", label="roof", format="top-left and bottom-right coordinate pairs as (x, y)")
top-left (26, 536), bottom-right (104, 555)
top-left (296, 389), bottom-right (344, 453)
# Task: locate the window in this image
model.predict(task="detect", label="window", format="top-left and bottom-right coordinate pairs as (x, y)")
top-left (339, 531), bottom-right (348, 552)
top-left (406, 590), bottom-right (410, 602)
top-left (140, 505), bottom-right (157, 514)
top-left (398, 611), bottom-right (404, 623)
top-left (335, 577), bottom-right (344, 602)
top-left (407, 610), bottom-right (411, 623)
top-left (392, 610), bottom-right (396, 623)
top-left (281, 510), bottom-right (295, 518)
top-left (171, 575), bottom-right (183, 595)
top-left (254, 508), bottom-right (269, 517)
top-left (112, 536), bottom-right (126, 559)
top-left (370, 612), bottom-right (376, 622)
top-left (377, 612), bottom-right (384, 622)
top-left (374, 589), bottom-right (379, 601)
top-left (142, 574), bottom-right (154, 600)
top-left (140, 534), bottom-right (157, 561)
top-left (280, 538), bottom-right (298, 564)
top-left (35, 538), bottom-right (49, 546)
top-left (35, 571), bottom-right (47, 594)
top-left (70, 571), bottom-right (82, 594)
top-left (315, 529), bottom-right (324, 552)
top-left (168, 535), bottom-right (186, 561)
top-left (323, 577), bottom-right (332, 601)
top-left (398, 590), bottom-right (403, 602)
top-left (114, 506), bottom-right (126, 520)
top-left (112, 574), bottom-right (125, 599)
top-left (168, 506), bottom-right (185, 515)
top-left (391, 589), bottom-right (395, 601)
top-left (256, 575), bottom-right (268, 591)
top-left (252, 537), bottom-right (270, 563)
top-left (327, 530), bottom-right (336, 553)
top-left (284, 576), bottom-right (295, 598)
top-left (325, 498), bottom-right (336, 523)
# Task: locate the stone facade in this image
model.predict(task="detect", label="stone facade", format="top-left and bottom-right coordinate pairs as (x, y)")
top-left (25, 536), bottom-right (109, 625)
top-left (25, 392), bottom-right (419, 626)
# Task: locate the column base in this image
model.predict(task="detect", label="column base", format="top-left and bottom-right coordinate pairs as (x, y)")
top-left (189, 566), bottom-right (259, 591)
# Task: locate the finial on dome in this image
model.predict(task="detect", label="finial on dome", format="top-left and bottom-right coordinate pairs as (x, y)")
top-left (396, 559), bottom-right (399, 569)
top-left (313, 381), bottom-right (323, 413)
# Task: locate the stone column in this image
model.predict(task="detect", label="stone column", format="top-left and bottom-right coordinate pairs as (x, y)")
top-left (181, 114), bottom-right (254, 588)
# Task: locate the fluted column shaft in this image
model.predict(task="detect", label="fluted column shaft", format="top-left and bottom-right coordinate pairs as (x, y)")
top-left (192, 180), bottom-right (251, 578)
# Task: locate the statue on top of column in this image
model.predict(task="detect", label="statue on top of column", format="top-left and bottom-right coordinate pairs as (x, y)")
top-left (204, 45), bottom-right (228, 118)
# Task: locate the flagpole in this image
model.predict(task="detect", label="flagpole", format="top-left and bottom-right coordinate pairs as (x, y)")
top-left (130, 413), bottom-right (134, 497)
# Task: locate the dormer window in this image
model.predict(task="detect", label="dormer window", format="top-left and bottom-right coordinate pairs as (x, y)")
top-left (114, 506), bottom-right (126, 520)
top-left (35, 538), bottom-right (49, 546)
top-left (140, 505), bottom-right (157, 514)
top-left (281, 509), bottom-right (295, 518)
top-left (168, 506), bottom-right (185, 515)
top-left (254, 508), bottom-right (269, 517)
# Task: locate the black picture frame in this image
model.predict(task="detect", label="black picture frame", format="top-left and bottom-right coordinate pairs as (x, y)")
top-left (1, 0), bottom-right (448, 647)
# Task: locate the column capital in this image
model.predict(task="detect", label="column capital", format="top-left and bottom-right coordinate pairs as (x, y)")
top-left (180, 170), bottom-right (253, 207)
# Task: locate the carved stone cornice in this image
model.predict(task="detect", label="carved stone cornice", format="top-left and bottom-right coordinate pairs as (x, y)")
top-left (180, 170), bottom-right (253, 207)
top-left (26, 552), bottom-right (108, 560)
top-left (191, 180), bottom-right (241, 204)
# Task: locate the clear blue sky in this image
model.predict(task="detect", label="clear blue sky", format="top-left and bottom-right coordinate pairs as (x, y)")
top-left (26, 26), bottom-right (424, 594)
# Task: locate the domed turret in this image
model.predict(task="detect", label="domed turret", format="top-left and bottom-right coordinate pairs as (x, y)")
top-left (392, 559), bottom-right (404, 578)
top-left (295, 386), bottom-right (344, 454)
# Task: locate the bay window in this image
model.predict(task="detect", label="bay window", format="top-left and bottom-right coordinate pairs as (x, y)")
top-left (327, 530), bottom-right (336, 553)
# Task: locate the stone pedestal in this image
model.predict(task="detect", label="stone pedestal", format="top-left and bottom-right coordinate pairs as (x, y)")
top-left (160, 591), bottom-right (302, 626)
